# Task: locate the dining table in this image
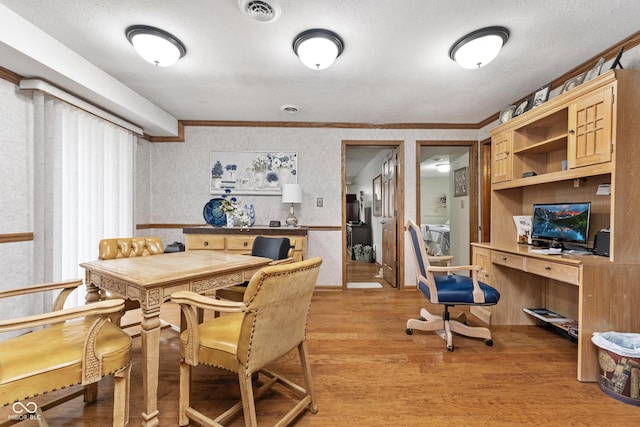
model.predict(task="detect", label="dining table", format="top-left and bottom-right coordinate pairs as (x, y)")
top-left (80, 250), bottom-right (272, 427)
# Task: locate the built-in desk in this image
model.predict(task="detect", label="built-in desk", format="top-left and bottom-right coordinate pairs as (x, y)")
top-left (472, 242), bottom-right (639, 382)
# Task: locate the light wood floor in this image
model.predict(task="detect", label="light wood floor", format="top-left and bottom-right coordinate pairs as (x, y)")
top-left (346, 260), bottom-right (393, 288)
top-left (4, 290), bottom-right (638, 426)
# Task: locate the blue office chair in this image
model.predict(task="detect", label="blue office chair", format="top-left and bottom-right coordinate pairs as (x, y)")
top-left (405, 220), bottom-right (500, 351)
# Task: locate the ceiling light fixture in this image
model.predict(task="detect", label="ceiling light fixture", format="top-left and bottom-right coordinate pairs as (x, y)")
top-left (436, 163), bottom-right (450, 173)
top-left (449, 26), bottom-right (509, 69)
top-left (293, 29), bottom-right (344, 70)
top-left (126, 25), bottom-right (186, 67)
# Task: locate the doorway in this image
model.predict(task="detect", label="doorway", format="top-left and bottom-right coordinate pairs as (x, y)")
top-left (416, 141), bottom-right (478, 264)
top-left (342, 141), bottom-right (404, 290)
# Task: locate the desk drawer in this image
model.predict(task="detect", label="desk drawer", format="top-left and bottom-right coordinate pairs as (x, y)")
top-left (526, 258), bottom-right (580, 285)
top-left (491, 251), bottom-right (525, 271)
top-left (185, 235), bottom-right (225, 250)
top-left (226, 236), bottom-right (255, 251)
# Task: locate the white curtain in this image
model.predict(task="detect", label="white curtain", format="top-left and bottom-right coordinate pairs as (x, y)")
top-left (32, 93), bottom-right (136, 306)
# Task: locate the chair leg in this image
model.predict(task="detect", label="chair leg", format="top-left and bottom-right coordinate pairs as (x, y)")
top-left (113, 363), bottom-right (131, 427)
top-left (448, 319), bottom-right (492, 340)
top-left (406, 307), bottom-right (445, 332)
top-left (298, 341), bottom-right (318, 413)
top-left (179, 361), bottom-right (191, 426)
top-left (238, 367), bottom-right (258, 427)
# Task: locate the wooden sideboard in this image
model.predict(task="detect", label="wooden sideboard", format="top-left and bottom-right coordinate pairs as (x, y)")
top-left (480, 69), bottom-right (640, 382)
top-left (183, 226), bottom-right (308, 262)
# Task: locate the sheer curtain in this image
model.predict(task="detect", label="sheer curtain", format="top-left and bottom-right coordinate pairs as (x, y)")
top-left (32, 93), bottom-right (136, 306)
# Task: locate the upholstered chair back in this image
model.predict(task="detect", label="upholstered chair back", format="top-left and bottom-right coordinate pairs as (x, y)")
top-left (98, 237), bottom-right (164, 260)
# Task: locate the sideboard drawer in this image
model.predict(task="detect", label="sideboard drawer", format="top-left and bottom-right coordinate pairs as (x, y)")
top-left (526, 258), bottom-right (580, 285)
top-left (226, 236), bottom-right (255, 251)
top-left (185, 235), bottom-right (225, 250)
top-left (491, 251), bottom-right (525, 271)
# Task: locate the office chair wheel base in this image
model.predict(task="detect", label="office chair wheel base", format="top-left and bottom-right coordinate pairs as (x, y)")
top-left (447, 345), bottom-right (454, 352)
top-left (406, 328), bottom-right (413, 335)
top-left (484, 339), bottom-right (493, 347)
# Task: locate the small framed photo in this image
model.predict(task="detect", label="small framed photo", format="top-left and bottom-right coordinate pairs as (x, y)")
top-left (532, 83), bottom-right (551, 108)
top-left (499, 105), bottom-right (516, 123)
top-left (453, 167), bottom-right (468, 197)
top-left (561, 72), bottom-right (586, 94)
top-left (584, 57), bottom-right (605, 82)
top-left (513, 98), bottom-right (531, 117)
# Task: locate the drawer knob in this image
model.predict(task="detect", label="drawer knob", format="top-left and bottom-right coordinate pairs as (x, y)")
top-left (502, 256), bottom-right (507, 261)
top-left (243, 242), bottom-right (248, 247)
top-left (568, 129), bottom-right (575, 134)
top-left (203, 241), bottom-right (209, 247)
top-left (544, 265), bottom-right (551, 270)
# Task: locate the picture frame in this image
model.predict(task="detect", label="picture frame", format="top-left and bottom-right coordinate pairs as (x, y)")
top-left (209, 151), bottom-right (297, 195)
top-left (513, 98), bottom-right (531, 117)
top-left (499, 105), bottom-right (516, 123)
top-left (561, 72), bottom-right (586, 94)
top-left (531, 83), bottom-right (551, 108)
top-left (584, 57), bottom-right (605, 82)
top-left (372, 174), bottom-right (382, 217)
top-left (453, 167), bottom-right (468, 197)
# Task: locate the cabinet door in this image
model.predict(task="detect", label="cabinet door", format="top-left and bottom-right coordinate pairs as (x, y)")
top-left (492, 131), bottom-right (512, 183)
top-left (567, 85), bottom-right (613, 168)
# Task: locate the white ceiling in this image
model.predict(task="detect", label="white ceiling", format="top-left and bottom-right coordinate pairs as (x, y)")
top-left (1, 0), bottom-right (639, 137)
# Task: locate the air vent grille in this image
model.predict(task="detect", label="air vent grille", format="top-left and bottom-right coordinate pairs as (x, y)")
top-left (240, 0), bottom-right (280, 22)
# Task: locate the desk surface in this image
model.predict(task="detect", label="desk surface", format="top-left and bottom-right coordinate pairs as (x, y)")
top-left (80, 250), bottom-right (271, 288)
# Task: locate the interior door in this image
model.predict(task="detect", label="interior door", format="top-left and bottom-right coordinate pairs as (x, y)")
top-left (381, 149), bottom-right (398, 287)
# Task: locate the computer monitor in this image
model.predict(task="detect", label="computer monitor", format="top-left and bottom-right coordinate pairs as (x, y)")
top-left (531, 202), bottom-right (591, 248)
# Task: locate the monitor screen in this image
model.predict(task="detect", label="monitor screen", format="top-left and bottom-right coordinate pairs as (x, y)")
top-left (531, 202), bottom-right (591, 246)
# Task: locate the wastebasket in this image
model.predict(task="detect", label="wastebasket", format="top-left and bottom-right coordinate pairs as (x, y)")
top-left (591, 331), bottom-right (640, 406)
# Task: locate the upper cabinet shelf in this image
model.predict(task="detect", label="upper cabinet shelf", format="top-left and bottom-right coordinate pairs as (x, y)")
top-left (491, 70), bottom-right (617, 187)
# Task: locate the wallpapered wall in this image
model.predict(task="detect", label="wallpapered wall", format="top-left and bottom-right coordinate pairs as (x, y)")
top-left (138, 126), bottom-right (480, 286)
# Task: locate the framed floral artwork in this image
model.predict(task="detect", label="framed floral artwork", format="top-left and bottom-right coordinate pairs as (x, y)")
top-left (454, 167), bottom-right (468, 197)
top-left (210, 151), bottom-right (297, 195)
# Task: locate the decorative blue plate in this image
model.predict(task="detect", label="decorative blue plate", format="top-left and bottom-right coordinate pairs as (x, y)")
top-left (203, 198), bottom-right (225, 227)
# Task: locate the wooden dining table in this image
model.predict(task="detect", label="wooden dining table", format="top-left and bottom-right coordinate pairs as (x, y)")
top-left (80, 250), bottom-right (272, 427)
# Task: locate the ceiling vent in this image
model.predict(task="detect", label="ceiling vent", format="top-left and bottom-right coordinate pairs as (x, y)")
top-left (239, 0), bottom-right (280, 22)
top-left (280, 104), bottom-right (300, 114)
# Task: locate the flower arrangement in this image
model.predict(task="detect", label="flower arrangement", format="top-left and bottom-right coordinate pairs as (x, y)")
top-left (252, 155), bottom-right (269, 172)
top-left (268, 152), bottom-right (297, 171)
top-left (266, 171), bottom-right (279, 183)
top-left (211, 160), bottom-right (224, 178)
top-left (220, 188), bottom-right (240, 215)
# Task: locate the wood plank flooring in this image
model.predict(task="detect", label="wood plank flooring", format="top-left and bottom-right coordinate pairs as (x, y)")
top-left (3, 289), bottom-right (638, 426)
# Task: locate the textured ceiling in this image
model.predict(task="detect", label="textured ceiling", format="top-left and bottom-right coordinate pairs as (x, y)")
top-left (1, 0), bottom-right (639, 136)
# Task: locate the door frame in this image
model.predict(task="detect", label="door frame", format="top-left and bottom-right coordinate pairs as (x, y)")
top-left (342, 140), bottom-right (405, 290)
top-left (416, 140), bottom-right (479, 259)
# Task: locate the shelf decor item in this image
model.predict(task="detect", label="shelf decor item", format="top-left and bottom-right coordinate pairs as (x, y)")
top-left (561, 72), bottom-right (586, 94)
top-left (532, 83), bottom-right (551, 108)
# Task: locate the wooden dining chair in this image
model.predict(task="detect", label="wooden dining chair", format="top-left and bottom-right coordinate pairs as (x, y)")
top-left (172, 257), bottom-right (322, 426)
top-left (0, 279), bottom-right (132, 426)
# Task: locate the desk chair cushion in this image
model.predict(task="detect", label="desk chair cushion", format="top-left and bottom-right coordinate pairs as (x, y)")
top-left (99, 237), bottom-right (164, 259)
top-left (418, 275), bottom-right (500, 306)
top-left (0, 316), bottom-right (132, 405)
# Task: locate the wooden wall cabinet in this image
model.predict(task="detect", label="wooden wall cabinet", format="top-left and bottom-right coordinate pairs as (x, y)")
top-left (482, 70), bottom-right (640, 382)
top-left (183, 226), bottom-right (308, 262)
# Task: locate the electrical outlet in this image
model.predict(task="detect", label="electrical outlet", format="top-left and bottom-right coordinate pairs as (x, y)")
top-left (316, 197), bottom-right (323, 207)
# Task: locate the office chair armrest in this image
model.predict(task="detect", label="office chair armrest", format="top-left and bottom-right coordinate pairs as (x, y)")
top-left (0, 298), bottom-right (125, 333)
top-left (172, 291), bottom-right (247, 366)
top-left (0, 278), bottom-right (84, 311)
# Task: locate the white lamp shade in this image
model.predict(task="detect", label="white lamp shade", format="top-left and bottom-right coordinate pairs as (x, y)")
top-left (450, 26), bottom-right (509, 69)
top-left (282, 184), bottom-right (302, 204)
top-left (126, 26), bottom-right (186, 67)
top-left (296, 37), bottom-right (339, 70)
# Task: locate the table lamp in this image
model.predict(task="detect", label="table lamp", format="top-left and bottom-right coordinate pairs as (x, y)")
top-left (282, 183), bottom-right (302, 227)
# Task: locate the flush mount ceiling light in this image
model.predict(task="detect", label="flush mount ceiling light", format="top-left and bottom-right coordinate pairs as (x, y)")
top-left (126, 25), bottom-right (186, 67)
top-left (293, 29), bottom-right (344, 70)
top-left (449, 26), bottom-right (509, 69)
top-left (436, 163), bottom-right (450, 173)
